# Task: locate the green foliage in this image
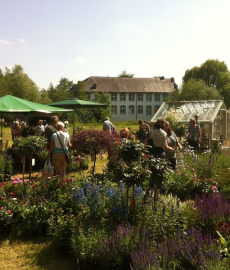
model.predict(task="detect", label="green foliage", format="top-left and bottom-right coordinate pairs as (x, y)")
top-left (168, 79), bottom-right (221, 102)
top-left (182, 59), bottom-right (230, 107)
top-left (12, 136), bottom-right (47, 156)
top-left (183, 59), bottom-right (230, 89)
top-left (118, 70), bottom-right (135, 78)
top-left (46, 77), bottom-right (73, 103)
top-left (92, 92), bottom-right (113, 121)
top-left (1, 65), bottom-right (41, 102)
top-left (0, 154), bottom-right (13, 181)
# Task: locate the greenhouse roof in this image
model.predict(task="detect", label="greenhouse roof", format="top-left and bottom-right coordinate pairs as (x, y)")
top-left (150, 100), bottom-right (226, 123)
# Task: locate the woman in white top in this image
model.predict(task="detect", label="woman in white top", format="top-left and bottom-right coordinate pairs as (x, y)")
top-left (47, 121), bottom-right (72, 177)
top-left (149, 119), bottom-right (173, 158)
top-left (35, 120), bottom-right (45, 136)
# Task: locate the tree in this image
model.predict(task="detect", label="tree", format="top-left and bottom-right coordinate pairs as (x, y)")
top-left (92, 92), bottom-right (113, 121)
top-left (166, 79), bottom-right (221, 102)
top-left (47, 77), bottom-right (73, 103)
top-left (40, 89), bottom-right (52, 104)
top-left (71, 81), bottom-right (87, 100)
top-left (183, 59), bottom-right (230, 90)
top-left (118, 70), bottom-right (135, 78)
top-left (222, 85), bottom-right (230, 109)
top-left (2, 65), bottom-right (41, 102)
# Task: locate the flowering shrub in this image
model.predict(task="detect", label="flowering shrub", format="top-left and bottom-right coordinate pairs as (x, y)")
top-left (194, 193), bottom-right (230, 232)
top-left (131, 227), bottom-right (221, 270)
top-left (71, 129), bottom-right (121, 174)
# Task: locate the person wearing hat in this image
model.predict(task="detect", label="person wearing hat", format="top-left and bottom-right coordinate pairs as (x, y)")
top-left (103, 117), bottom-right (116, 134)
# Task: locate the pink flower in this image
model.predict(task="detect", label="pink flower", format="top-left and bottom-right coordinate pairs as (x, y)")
top-left (212, 186), bottom-right (217, 190)
top-left (1, 197), bottom-right (4, 200)
top-left (8, 210), bottom-right (12, 214)
top-left (0, 206), bottom-right (3, 210)
top-left (9, 192), bottom-right (14, 196)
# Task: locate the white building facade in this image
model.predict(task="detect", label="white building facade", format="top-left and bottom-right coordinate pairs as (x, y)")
top-left (83, 76), bottom-right (177, 121)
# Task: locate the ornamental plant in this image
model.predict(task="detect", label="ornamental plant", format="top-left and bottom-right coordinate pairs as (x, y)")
top-left (131, 227), bottom-right (221, 270)
top-left (71, 129), bottom-right (121, 175)
top-left (12, 136), bottom-right (47, 180)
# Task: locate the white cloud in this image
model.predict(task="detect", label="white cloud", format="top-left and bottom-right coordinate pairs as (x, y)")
top-left (18, 38), bottom-right (26, 43)
top-left (0, 39), bottom-right (12, 45)
top-left (74, 56), bottom-right (88, 63)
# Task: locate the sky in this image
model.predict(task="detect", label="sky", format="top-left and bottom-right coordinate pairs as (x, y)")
top-left (1, 0), bottom-right (230, 90)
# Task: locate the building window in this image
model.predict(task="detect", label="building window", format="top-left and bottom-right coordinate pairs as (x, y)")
top-left (138, 93), bottom-right (143, 101)
top-left (154, 93), bottom-right (160, 101)
top-left (129, 93), bottom-right (135, 101)
top-left (129, 105), bottom-right (135, 114)
top-left (146, 106), bottom-right (152, 116)
top-left (111, 93), bottom-right (117, 101)
top-left (112, 105), bottom-right (117, 115)
top-left (146, 93), bottom-right (152, 102)
top-left (120, 105), bottom-right (126, 114)
top-left (138, 105), bottom-right (143, 114)
top-left (120, 93), bottom-right (126, 101)
top-left (155, 105), bottom-right (160, 113)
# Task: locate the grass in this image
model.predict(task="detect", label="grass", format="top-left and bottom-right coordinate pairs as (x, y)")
top-left (0, 238), bottom-right (80, 270)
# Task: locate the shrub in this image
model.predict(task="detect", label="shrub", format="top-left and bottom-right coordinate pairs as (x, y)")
top-left (131, 228), bottom-right (221, 270)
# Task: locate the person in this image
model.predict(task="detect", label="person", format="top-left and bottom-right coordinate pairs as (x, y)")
top-left (138, 120), bottom-right (150, 143)
top-left (164, 121), bottom-right (182, 170)
top-left (120, 127), bottom-right (130, 141)
top-left (35, 120), bottom-right (45, 136)
top-left (11, 120), bottom-right (22, 141)
top-left (149, 119), bottom-right (174, 158)
top-left (103, 117), bottom-right (116, 134)
top-left (43, 120), bottom-right (48, 128)
top-left (187, 118), bottom-right (201, 152)
top-left (194, 114), bottom-right (200, 127)
top-left (148, 119), bottom-right (174, 192)
top-left (47, 121), bottom-right (72, 177)
top-left (45, 115), bottom-right (59, 149)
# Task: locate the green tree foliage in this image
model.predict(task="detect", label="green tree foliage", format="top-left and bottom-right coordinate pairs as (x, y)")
top-left (71, 81), bottom-right (88, 100)
top-left (167, 79), bottom-right (221, 102)
top-left (118, 70), bottom-right (135, 78)
top-left (182, 59), bottom-right (230, 107)
top-left (0, 65), bottom-right (41, 102)
top-left (92, 92), bottom-right (113, 121)
top-left (183, 59), bottom-right (230, 89)
top-left (40, 89), bottom-right (52, 104)
top-left (47, 77), bottom-right (73, 103)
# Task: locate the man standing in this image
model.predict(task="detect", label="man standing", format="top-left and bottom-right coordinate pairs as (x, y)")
top-left (103, 117), bottom-right (116, 134)
top-left (45, 115), bottom-right (59, 149)
top-left (194, 114), bottom-right (200, 127)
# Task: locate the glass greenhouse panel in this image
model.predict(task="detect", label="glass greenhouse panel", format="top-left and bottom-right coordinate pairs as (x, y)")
top-left (152, 100), bottom-right (224, 123)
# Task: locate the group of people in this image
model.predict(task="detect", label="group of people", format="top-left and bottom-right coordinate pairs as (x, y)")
top-left (138, 114), bottom-right (201, 170)
top-left (148, 119), bottom-right (182, 170)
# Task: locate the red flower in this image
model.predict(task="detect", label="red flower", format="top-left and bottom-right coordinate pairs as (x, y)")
top-left (0, 206), bottom-right (3, 210)
top-left (8, 210), bottom-right (12, 214)
top-left (0, 197), bottom-right (4, 200)
top-left (9, 192), bottom-right (14, 196)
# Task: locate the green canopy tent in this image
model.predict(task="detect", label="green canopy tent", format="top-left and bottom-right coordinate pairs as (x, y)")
top-left (49, 98), bottom-right (107, 132)
top-left (0, 95), bottom-right (73, 139)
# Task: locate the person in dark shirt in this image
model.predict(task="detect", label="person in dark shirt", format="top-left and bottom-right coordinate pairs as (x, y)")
top-left (45, 115), bottom-right (59, 149)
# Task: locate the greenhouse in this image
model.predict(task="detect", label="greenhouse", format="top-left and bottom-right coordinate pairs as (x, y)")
top-left (150, 100), bottom-right (230, 147)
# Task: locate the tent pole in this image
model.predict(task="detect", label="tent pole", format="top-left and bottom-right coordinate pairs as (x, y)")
top-left (73, 109), bottom-right (75, 134)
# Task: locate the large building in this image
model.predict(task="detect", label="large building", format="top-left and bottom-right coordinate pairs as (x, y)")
top-left (83, 76), bottom-right (177, 121)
